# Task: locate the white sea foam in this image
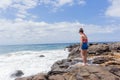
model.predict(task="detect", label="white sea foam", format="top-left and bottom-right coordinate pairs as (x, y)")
top-left (0, 49), bottom-right (69, 80)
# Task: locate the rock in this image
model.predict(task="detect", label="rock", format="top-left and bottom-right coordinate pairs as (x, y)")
top-left (15, 76), bottom-right (33, 80)
top-left (54, 65), bottom-right (120, 80)
top-left (39, 55), bottom-right (45, 57)
top-left (89, 43), bottom-right (98, 46)
top-left (104, 61), bottom-right (120, 66)
top-left (32, 73), bottom-right (47, 80)
top-left (89, 74), bottom-right (100, 80)
top-left (88, 44), bottom-right (110, 55)
top-left (11, 70), bottom-right (24, 77)
top-left (92, 56), bottom-right (114, 64)
top-left (66, 44), bottom-right (79, 52)
top-left (104, 65), bottom-right (120, 79)
top-left (109, 42), bottom-right (120, 52)
top-left (50, 58), bottom-right (83, 72)
top-left (110, 67), bottom-right (120, 77)
top-left (67, 43), bottom-right (112, 59)
top-left (50, 61), bottom-right (120, 80)
top-left (49, 75), bottom-right (65, 80)
top-left (66, 45), bottom-right (73, 52)
top-left (67, 46), bottom-right (81, 59)
top-left (109, 42), bottom-right (120, 50)
top-left (76, 73), bottom-right (84, 80)
top-left (67, 42), bottom-right (120, 59)
top-left (50, 59), bottom-right (72, 72)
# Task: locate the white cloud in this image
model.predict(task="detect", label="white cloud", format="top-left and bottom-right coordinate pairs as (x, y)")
top-left (0, 19), bottom-right (119, 44)
top-left (54, 0), bottom-right (74, 7)
top-left (105, 0), bottom-right (120, 17)
top-left (0, 0), bottom-right (39, 19)
top-left (0, 0), bottom-right (12, 9)
top-left (78, 0), bottom-right (86, 5)
top-left (11, 0), bottom-right (39, 19)
top-left (39, 0), bottom-right (86, 10)
top-left (82, 24), bottom-right (120, 34)
top-left (0, 0), bottom-right (86, 19)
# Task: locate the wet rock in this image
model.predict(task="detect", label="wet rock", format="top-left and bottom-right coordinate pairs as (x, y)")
top-left (11, 70), bottom-right (24, 77)
top-left (39, 55), bottom-right (45, 57)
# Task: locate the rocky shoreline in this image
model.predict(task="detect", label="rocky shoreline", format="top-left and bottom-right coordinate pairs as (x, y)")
top-left (15, 42), bottom-right (120, 80)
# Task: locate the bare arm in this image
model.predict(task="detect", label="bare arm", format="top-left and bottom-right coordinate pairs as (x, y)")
top-left (80, 35), bottom-right (83, 46)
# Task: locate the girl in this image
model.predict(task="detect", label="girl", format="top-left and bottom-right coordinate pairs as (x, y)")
top-left (79, 28), bottom-right (88, 65)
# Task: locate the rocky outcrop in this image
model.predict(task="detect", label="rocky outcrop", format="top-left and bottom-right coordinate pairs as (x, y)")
top-left (16, 64), bottom-right (120, 80)
top-left (67, 42), bottom-right (120, 59)
top-left (16, 42), bottom-right (120, 80)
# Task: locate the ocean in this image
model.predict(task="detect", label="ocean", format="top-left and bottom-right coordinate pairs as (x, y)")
top-left (0, 43), bottom-right (75, 80)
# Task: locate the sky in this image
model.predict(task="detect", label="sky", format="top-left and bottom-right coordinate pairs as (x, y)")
top-left (0, 0), bottom-right (120, 45)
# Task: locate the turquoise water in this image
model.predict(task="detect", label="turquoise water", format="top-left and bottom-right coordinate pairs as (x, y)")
top-left (0, 43), bottom-right (76, 54)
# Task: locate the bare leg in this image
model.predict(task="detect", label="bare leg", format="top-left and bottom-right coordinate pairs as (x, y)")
top-left (84, 50), bottom-right (87, 65)
top-left (81, 50), bottom-right (87, 65)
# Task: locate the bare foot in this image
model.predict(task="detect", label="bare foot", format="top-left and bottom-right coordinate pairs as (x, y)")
top-left (83, 63), bottom-right (88, 66)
